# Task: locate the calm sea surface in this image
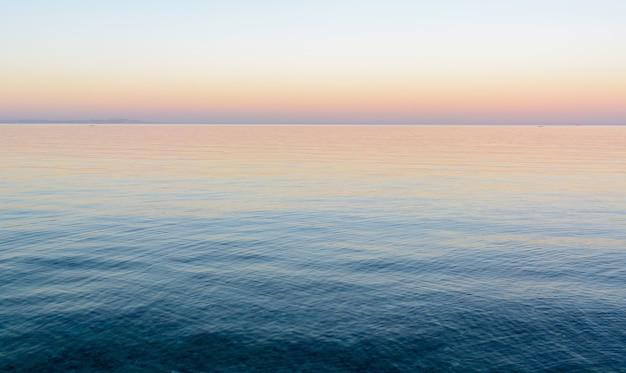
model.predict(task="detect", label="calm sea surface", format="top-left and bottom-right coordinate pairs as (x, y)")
top-left (1, 125), bottom-right (625, 372)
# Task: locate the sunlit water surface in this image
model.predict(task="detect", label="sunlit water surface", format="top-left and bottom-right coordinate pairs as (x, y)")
top-left (1, 125), bottom-right (625, 372)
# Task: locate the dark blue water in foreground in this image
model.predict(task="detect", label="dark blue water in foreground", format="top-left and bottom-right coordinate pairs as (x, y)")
top-left (1, 125), bottom-right (626, 372)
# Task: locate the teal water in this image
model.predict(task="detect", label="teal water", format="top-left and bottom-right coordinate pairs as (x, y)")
top-left (1, 125), bottom-right (625, 372)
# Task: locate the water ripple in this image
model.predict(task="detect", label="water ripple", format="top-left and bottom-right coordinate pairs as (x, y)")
top-left (1, 125), bottom-right (625, 372)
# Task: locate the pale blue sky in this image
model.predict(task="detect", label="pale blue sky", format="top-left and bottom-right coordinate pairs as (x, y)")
top-left (2, 0), bottom-right (625, 123)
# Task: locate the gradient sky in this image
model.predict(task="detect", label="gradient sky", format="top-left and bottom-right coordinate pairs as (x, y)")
top-left (2, 0), bottom-right (625, 124)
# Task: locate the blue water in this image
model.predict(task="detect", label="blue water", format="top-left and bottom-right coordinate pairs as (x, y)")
top-left (1, 125), bottom-right (625, 372)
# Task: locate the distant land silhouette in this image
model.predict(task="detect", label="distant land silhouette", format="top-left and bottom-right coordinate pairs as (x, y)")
top-left (0, 118), bottom-right (153, 124)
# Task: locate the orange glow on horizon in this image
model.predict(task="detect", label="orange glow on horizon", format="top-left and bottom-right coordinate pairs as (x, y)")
top-left (2, 65), bottom-right (625, 122)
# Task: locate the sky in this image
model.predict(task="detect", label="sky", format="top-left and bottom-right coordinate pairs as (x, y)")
top-left (1, 0), bottom-right (625, 124)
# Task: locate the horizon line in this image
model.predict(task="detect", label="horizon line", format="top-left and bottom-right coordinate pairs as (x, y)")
top-left (2, 122), bottom-right (622, 126)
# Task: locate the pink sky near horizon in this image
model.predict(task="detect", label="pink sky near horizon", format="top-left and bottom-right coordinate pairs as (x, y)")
top-left (2, 1), bottom-right (625, 124)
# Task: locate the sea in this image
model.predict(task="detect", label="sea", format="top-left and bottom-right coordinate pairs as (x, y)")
top-left (1, 124), bottom-right (625, 372)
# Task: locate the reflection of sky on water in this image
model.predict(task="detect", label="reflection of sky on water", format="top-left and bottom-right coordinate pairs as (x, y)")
top-left (1, 125), bottom-right (625, 371)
